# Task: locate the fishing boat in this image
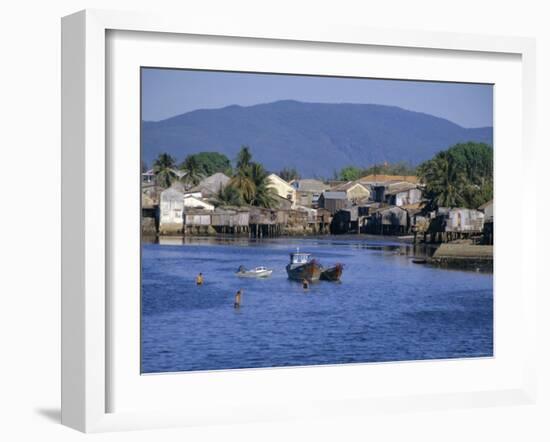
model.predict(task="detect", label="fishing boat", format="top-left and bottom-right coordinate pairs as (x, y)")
top-left (320, 263), bottom-right (344, 281)
top-left (236, 265), bottom-right (273, 278)
top-left (286, 250), bottom-right (322, 282)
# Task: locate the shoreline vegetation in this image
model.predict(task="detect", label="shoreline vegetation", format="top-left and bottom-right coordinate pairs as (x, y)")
top-left (142, 143), bottom-right (494, 271)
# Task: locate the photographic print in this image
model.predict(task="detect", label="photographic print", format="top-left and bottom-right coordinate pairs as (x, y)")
top-left (140, 68), bottom-right (493, 374)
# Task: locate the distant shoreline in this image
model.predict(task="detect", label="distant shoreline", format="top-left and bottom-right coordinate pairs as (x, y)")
top-left (142, 233), bottom-right (416, 244)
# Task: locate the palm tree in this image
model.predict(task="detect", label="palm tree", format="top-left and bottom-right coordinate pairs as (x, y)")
top-left (214, 185), bottom-right (243, 207)
top-left (229, 170), bottom-right (256, 204)
top-left (152, 153), bottom-right (178, 188)
top-left (228, 145), bottom-right (278, 208)
top-left (249, 163), bottom-right (278, 208)
top-left (235, 145), bottom-right (252, 173)
top-left (419, 155), bottom-right (467, 209)
top-left (180, 155), bottom-right (204, 189)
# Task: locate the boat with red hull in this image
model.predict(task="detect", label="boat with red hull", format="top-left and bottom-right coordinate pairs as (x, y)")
top-left (320, 263), bottom-right (344, 281)
top-left (286, 249), bottom-right (343, 282)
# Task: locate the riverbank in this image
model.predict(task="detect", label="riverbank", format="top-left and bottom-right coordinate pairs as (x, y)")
top-left (143, 232), bottom-right (417, 245)
top-left (429, 244), bottom-right (493, 272)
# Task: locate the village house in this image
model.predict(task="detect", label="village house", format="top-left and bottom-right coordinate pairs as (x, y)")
top-left (249, 207), bottom-right (288, 238)
top-left (183, 209), bottom-right (213, 235)
top-left (367, 205), bottom-right (410, 235)
top-left (142, 168), bottom-right (188, 204)
top-left (187, 172), bottom-right (230, 198)
top-left (158, 181), bottom-right (215, 234)
top-left (330, 206), bottom-right (358, 234)
top-left (211, 208), bottom-right (250, 235)
top-left (266, 173), bottom-right (296, 207)
top-left (291, 179), bottom-right (329, 208)
top-left (158, 185), bottom-right (186, 234)
top-left (330, 181), bottom-right (371, 203)
top-left (318, 191), bottom-right (349, 215)
top-left (444, 208), bottom-right (485, 233)
top-left (382, 182), bottom-right (423, 206)
top-left (422, 207), bottom-right (485, 243)
top-left (369, 181), bottom-right (422, 205)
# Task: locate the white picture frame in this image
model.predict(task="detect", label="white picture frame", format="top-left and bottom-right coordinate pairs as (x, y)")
top-left (61, 9), bottom-right (537, 433)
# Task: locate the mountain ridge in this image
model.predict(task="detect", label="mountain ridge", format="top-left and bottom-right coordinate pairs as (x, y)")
top-left (141, 100), bottom-right (493, 177)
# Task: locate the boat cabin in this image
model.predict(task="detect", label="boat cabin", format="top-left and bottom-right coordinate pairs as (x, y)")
top-left (290, 252), bottom-right (312, 265)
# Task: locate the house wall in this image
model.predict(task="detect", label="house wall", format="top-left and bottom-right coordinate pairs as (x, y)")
top-left (297, 191), bottom-right (314, 207)
top-left (267, 175), bottom-right (296, 206)
top-left (184, 214), bottom-right (212, 226)
top-left (445, 209), bottom-right (485, 232)
top-left (320, 197), bottom-right (348, 215)
top-left (159, 188), bottom-right (186, 234)
top-left (394, 188), bottom-right (422, 206)
top-left (211, 212), bottom-right (250, 227)
top-left (346, 184), bottom-right (370, 202)
top-left (379, 207), bottom-right (408, 227)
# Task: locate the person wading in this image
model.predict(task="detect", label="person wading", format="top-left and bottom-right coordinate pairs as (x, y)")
top-left (302, 279), bottom-right (310, 290)
top-left (196, 273), bottom-right (204, 286)
top-left (234, 289), bottom-right (243, 309)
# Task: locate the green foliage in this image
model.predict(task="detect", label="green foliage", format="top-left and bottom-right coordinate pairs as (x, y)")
top-left (227, 146), bottom-right (277, 208)
top-left (214, 185), bottom-right (244, 207)
top-left (180, 152), bottom-right (232, 181)
top-left (339, 166), bottom-right (363, 181)
top-left (249, 163), bottom-right (278, 208)
top-left (337, 162), bottom-right (417, 181)
top-left (362, 161), bottom-right (417, 177)
top-left (279, 167), bottom-right (300, 182)
top-left (417, 142), bottom-right (493, 210)
top-left (179, 155), bottom-right (204, 188)
top-left (235, 145), bottom-right (252, 172)
top-left (152, 153), bottom-right (178, 188)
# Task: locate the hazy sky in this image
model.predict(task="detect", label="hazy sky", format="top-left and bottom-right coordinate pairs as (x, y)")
top-left (141, 68), bottom-right (493, 128)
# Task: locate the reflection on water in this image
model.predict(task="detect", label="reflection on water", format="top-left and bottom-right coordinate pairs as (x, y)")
top-left (141, 236), bottom-right (493, 373)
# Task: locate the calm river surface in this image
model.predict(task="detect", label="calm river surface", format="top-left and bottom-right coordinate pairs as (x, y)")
top-left (141, 236), bottom-right (493, 373)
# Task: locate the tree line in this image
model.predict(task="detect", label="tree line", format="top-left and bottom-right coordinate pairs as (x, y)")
top-left (147, 141), bottom-right (493, 211)
top-left (148, 146), bottom-right (278, 208)
top-left (417, 142), bottom-right (493, 210)
top-left (336, 162), bottom-right (418, 182)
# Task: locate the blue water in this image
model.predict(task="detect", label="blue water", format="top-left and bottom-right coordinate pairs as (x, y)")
top-left (141, 237), bottom-right (493, 373)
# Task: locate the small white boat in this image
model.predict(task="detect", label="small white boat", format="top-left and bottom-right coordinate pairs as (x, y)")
top-left (236, 266), bottom-right (273, 278)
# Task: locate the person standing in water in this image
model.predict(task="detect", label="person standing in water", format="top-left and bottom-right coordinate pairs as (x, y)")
top-left (196, 273), bottom-right (204, 285)
top-left (234, 289), bottom-right (243, 309)
top-left (302, 279), bottom-right (310, 290)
